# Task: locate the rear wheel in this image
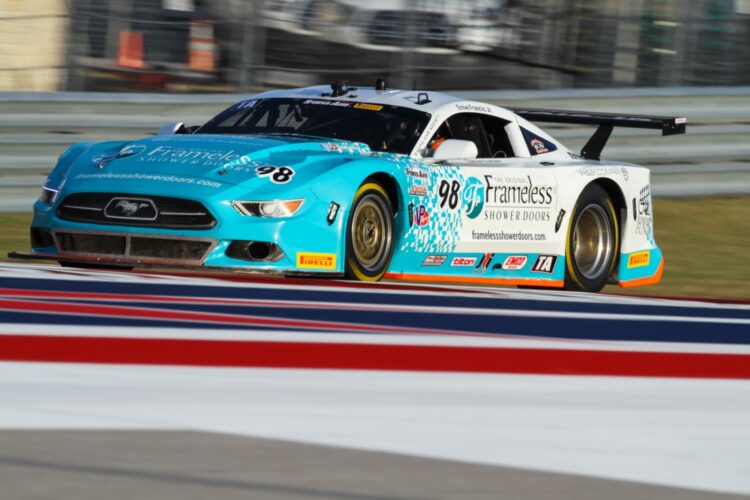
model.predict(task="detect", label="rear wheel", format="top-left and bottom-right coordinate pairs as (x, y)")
top-left (345, 182), bottom-right (394, 281)
top-left (564, 184), bottom-right (619, 292)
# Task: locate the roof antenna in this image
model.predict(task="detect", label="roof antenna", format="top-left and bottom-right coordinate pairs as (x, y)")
top-left (412, 79), bottom-right (417, 91)
top-left (330, 80), bottom-right (349, 97)
top-left (375, 78), bottom-right (387, 91)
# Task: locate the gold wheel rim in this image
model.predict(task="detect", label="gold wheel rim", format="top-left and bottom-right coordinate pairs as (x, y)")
top-left (573, 203), bottom-right (613, 280)
top-left (351, 195), bottom-right (390, 271)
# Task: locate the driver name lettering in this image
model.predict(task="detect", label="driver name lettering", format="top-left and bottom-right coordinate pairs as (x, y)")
top-left (456, 103), bottom-right (491, 114)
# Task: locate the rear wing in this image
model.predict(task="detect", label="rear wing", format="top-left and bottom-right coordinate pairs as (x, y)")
top-left (507, 107), bottom-right (687, 160)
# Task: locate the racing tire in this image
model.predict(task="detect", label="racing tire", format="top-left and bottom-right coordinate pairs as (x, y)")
top-left (345, 182), bottom-right (394, 282)
top-left (563, 184), bottom-right (619, 293)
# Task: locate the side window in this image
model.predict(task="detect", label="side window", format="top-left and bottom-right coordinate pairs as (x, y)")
top-left (426, 113), bottom-right (513, 158)
top-left (478, 115), bottom-right (514, 158)
top-left (521, 128), bottom-right (557, 156)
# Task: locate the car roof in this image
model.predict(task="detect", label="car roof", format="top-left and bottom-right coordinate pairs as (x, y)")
top-left (245, 84), bottom-right (565, 152)
top-left (250, 85), bottom-right (466, 114)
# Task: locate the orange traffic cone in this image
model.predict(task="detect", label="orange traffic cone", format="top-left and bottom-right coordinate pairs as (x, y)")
top-left (118, 31), bottom-right (144, 69)
top-left (189, 20), bottom-right (216, 72)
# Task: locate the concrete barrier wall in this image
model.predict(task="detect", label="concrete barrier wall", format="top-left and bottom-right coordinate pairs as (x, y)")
top-left (1, 87), bottom-right (748, 212)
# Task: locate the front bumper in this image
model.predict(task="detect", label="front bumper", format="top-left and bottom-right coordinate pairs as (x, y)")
top-left (29, 188), bottom-right (347, 274)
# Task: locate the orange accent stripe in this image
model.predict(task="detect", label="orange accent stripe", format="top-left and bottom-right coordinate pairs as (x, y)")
top-left (385, 273), bottom-right (564, 288)
top-left (619, 257), bottom-right (665, 288)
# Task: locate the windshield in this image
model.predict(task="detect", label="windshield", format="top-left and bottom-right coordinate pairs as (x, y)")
top-left (198, 98), bottom-right (431, 155)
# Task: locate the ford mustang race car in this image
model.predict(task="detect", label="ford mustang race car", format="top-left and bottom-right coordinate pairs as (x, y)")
top-left (18, 81), bottom-right (686, 292)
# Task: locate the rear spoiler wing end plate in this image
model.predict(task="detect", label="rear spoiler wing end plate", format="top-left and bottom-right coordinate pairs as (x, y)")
top-left (507, 107), bottom-right (687, 160)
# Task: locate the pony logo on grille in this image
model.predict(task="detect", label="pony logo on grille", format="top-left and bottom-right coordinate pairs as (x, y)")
top-left (104, 197), bottom-right (158, 220)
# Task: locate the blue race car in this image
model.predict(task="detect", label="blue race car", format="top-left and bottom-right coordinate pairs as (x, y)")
top-left (22, 81), bottom-right (685, 292)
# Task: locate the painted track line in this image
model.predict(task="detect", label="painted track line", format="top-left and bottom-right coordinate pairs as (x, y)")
top-left (0, 263), bottom-right (748, 377)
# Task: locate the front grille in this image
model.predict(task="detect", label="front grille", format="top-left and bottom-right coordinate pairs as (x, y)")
top-left (57, 193), bottom-right (216, 229)
top-left (57, 232), bottom-right (127, 255)
top-left (54, 231), bottom-right (214, 263)
top-left (130, 237), bottom-right (211, 261)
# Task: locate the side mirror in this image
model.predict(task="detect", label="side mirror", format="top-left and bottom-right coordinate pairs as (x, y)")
top-left (432, 139), bottom-right (478, 160)
top-left (158, 122), bottom-right (185, 135)
top-left (157, 123), bottom-right (200, 135)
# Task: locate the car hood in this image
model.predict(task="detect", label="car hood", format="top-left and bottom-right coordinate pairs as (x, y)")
top-left (68, 134), bottom-right (375, 189)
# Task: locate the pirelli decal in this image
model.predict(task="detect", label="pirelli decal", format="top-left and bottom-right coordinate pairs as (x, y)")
top-left (627, 251), bottom-right (650, 268)
top-left (297, 252), bottom-right (336, 270)
top-left (353, 103), bottom-right (383, 111)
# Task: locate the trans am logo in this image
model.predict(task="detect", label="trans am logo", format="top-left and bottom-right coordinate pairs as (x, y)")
top-left (462, 177), bottom-right (484, 219)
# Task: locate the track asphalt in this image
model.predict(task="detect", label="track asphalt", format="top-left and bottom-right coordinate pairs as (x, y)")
top-left (1, 263), bottom-right (749, 498)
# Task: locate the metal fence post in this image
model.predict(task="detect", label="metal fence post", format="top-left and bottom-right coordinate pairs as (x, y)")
top-left (239, 0), bottom-right (266, 92)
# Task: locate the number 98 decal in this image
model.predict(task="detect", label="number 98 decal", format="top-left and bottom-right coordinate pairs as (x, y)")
top-left (255, 166), bottom-right (296, 184)
top-left (438, 179), bottom-right (461, 210)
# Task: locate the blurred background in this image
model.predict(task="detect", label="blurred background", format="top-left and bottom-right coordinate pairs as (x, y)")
top-left (2, 0), bottom-right (750, 92)
top-left (0, 0), bottom-right (749, 298)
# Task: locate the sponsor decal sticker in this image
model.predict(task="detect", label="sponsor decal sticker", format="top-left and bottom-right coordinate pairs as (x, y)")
top-left (406, 167), bottom-right (429, 179)
top-left (297, 252), bottom-right (336, 270)
top-left (222, 154), bottom-right (255, 169)
top-left (462, 177), bottom-right (485, 219)
top-left (321, 142), bottom-right (370, 154)
top-left (578, 167), bottom-right (624, 178)
top-left (408, 184), bottom-right (428, 197)
top-left (530, 138), bottom-right (549, 154)
top-left (414, 205), bottom-right (429, 227)
top-left (353, 103), bottom-right (383, 111)
top-left (481, 174), bottom-right (555, 223)
top-left (628, 251), bottom-right (650, 268)
top-left (422, 255), bottom-right (447, 266)
top-left (451, 256), bottom-right (477, 267)
top-left (532, 255), bottom-right (558, 274)
top-left (502, 255), bottom-right (528, 270)
top-left (75, 172), bottom-right (222, 188)
top-left (303, 99), bottom-right (351, 107)
top-left (474, 253), bottom-right (494, 273)
top-left (117, 144), bottom-right (147, 159)
top-left (234, 99), bottom-right (258, 110)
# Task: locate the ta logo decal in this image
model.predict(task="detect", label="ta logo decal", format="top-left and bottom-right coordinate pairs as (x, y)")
top-left (462, 177), bottom-right (484, 219)
top-left (532, 255), bottom-right (557, 274)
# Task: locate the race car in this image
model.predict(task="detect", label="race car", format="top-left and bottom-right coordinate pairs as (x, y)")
top-left (19, 80), bottom-right (686, 292)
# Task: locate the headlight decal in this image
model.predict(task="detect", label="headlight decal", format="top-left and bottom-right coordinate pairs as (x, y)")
top-left (40, 186), bottom-right (60, 204)
top-left (232, 199), bottom-right (304, 217)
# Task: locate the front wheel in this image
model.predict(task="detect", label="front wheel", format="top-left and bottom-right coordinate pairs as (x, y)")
top-left (345, 182), bottom-right (394, 281)
top-left (564, 184), bottom-right (619, 292)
